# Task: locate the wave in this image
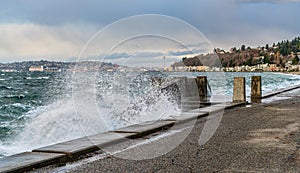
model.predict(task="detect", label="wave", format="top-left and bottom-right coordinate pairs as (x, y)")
top-left (0, 86), bottom-right (14, 90)
top-left (0, 72), bottom-right (181, 157)
top-left (0, 99), bottom-right (80, 156)
top-left (2, 95), bottom-right (25, 99)
top-left (24, 76), bottom-right (50, 80)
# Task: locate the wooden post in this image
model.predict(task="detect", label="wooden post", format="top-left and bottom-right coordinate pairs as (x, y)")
top-left (233, 77), bottom-right (246, 102)
top-left (251, 76), bottom-right (262, 99)
top-left (195, 76), bottom-right (208, 101)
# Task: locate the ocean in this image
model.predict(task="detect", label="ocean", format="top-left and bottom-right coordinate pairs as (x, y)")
top-left (0, 71), bottom-right (299, 157)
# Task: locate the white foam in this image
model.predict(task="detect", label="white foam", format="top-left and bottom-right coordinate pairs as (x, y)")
top-left (1, 73), bottom-right (181, 157)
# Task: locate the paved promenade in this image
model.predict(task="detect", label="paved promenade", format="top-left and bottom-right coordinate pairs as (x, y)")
top-left (33, 88), bottom-right (300, 173)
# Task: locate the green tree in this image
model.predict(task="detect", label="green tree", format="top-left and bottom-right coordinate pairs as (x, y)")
top-left (292, 55), bottom-right (299, 65)
top-left (264, 55), bottom-right (270, 64)
top-left (229, 59), bottom-right (234, 67)
top-left (213, 48), bottom-right (217, 53)
top-left (279, 58), bottom-right (283, 67)
top-left (232, 47), bottom-right (237, 52)
top-left (247, 57), bottom-right (253, 66)
top-left (270, 54), bottom-right (275, 63)
top-left (241, 45), bottom-right (246, 51)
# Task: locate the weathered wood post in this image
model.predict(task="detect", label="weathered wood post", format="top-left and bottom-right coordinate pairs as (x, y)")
top-left (233, 77), bottom-right (246, 102)
top-left (195, 76), bottom-right (208, 102)
top-left (251, 76), bottom-right (262, 99)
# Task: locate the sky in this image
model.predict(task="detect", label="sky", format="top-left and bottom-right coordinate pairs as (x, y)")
top-left (0, 0), bottom-right (299, 65)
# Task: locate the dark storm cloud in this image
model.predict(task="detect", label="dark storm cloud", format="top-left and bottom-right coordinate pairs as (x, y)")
top-left (168, 50), bottom-right (194, 56)
top-left (168, 48), bottom-right (208, 56)
top-left (105, 52), bottom-right (130, 60)
top-left (104, 51), bottom-right (164, 60)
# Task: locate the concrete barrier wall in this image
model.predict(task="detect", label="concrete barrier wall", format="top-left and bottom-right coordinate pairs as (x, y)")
top-left (3, 75), bottom-right (299, 173)
top-left (0, 102), bottom-right (248, 173)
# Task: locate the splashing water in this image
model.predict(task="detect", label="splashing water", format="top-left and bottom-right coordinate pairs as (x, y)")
top-left (93, 72), bottom-right (181, 130)
top-left (0, 71), bottom-right (181, 157)
top-left (0, 71), bottom-right (300, 157)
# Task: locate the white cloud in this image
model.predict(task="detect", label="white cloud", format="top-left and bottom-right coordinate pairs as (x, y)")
top-left (0, 23), bottom-right (99, 62)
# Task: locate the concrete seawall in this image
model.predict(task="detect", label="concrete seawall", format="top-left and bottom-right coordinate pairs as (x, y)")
top-left (0, 76), bottom-right (299, 173)
top-left (64, 88), bottom-right (300, 172)
top-left (0, 102), bottom-right (247, 173)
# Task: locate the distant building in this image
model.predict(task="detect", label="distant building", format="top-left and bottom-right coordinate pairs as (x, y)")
top-left (269, 64), bottom-right (277, 71)
top-left (29, 66), bottom-right (44, 72)
top-left (196, 66), bottom-right (210, 71)
top-left (174, 66), bottom-right (186, 72)
top-left (166, 66), bottom-right (174, 72)
top-left (262, 64), bottom-right (270, 71)
top-left (44, 66), bottom-right (61, 72)
top-left (0, 69), bottom-right (17, 72)
top-left (291, 65), bottom-right (300, 71)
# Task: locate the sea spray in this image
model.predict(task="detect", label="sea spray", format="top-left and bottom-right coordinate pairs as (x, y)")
top-left (0, 71), bottom-right (181, 156)
top-left (0, 72), bottom-right (300, 157)
top-left (74, 71), bottom-right (181, 131)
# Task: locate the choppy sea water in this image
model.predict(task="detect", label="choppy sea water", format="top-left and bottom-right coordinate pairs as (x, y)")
top-left (0, 71), bottom-right (299, 157)
top-left (170, 72), bottom-right (300, 99)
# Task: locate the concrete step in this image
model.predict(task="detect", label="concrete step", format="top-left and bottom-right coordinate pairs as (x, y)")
top-left (166, 112), bottom-right (209, 124)
top-left (0, 152), bottom-right (66, 173)
top-left (33, 132), bottom-right (136, 159)
top-left (113, 120), bottom-right (176, 137)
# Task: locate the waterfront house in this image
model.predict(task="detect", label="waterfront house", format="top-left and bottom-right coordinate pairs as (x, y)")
top-left (29, 66), bottom-right (44, 72)
top-left (44, 66), bottom-right (61, 72)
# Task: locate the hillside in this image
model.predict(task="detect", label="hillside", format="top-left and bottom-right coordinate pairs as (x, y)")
top-left (175, 36), bottom-right (300, 68)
